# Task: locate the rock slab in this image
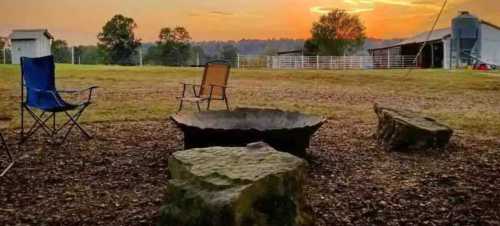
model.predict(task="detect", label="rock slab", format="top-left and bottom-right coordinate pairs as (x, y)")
top-left (374, 104), bottom-right (453, 151)
top-left (159, 145), bottom-right (313, 226)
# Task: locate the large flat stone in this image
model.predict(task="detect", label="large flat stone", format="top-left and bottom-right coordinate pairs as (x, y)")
top-left (159, 145), bottom-right (313, 226)
top-left (374, 104), bottom-right (453, 151)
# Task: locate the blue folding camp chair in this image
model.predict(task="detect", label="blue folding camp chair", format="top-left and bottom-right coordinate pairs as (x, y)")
top-left (20, 55), bottom-right (98, 144)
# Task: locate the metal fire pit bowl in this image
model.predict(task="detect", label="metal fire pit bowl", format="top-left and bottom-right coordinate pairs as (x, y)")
top-left (171, 108), bottom-right (326, 157)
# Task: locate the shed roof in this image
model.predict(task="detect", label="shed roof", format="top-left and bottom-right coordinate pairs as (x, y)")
top-left (10, 29), bottom-right (53, 40)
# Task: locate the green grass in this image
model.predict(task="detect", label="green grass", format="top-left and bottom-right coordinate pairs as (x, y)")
top-left (1, 64), bottom-right (500, 137)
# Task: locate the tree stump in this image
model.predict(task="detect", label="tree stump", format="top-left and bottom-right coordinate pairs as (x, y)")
top-left (374, 104), bottom-right (453, 151)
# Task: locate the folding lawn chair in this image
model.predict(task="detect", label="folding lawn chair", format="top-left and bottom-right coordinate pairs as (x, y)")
top-left (0, 125), bottom-right (14, 177)
top-left (20, 55), bottom-right (98, 144)
top-left (178, 60), bottom-right (231, 112)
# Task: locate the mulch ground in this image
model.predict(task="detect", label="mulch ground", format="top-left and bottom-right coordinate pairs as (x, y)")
top-left (0, 119), bottom-right (499, 226)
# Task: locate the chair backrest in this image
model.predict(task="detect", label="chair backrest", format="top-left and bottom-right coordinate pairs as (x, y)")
top-left (199, 61), bottom-right (231, 98)
top-left (20, 56), bottom-right (61, 109)
top-left (21, 55), bottom-right (56, 92)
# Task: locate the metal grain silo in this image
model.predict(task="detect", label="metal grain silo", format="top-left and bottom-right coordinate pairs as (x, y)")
top-left (451, 11), bottom-right (481, 67)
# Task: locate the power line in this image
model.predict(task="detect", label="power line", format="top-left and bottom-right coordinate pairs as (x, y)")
top-left (405, 0), bottom-right (449, 76)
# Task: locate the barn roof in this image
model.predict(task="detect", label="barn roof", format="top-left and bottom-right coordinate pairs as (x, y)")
top-left (370, 19), bottom-right (500, 52)
top-left (370, 28), bottom-right (451, 51)
top-left (10, 29), bottom-right (53, 40)
top-left (397, 28), bottom-right (451, 46)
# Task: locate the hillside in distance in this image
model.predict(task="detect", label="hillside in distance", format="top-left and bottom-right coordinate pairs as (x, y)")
top-left (127, 38), bottom-right (405, 61)
top-left (191, 38), bottom-right (403, 56)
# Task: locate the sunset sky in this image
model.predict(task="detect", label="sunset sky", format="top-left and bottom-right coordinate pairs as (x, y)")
top-left (1, 0), bottom-right (500, 45)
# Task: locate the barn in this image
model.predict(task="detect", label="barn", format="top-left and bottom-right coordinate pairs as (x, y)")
top-left (9, 29), bottom-right (53, 64)
top-left (369, 11), bottom-right (500, 69)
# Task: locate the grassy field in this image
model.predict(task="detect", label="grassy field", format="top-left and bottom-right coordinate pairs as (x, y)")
top-left (1, 64), bottom-right (499, 137)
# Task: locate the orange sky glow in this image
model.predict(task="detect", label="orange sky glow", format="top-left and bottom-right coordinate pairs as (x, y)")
top-left (1, 0), bottom-right (500, 45)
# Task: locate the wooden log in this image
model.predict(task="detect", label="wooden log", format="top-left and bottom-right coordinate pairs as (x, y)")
top-left (374, 104), bottom-right (453, 151)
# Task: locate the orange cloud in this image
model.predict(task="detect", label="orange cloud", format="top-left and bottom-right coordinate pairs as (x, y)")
top-left (0, 0), bottom-right (499, 44)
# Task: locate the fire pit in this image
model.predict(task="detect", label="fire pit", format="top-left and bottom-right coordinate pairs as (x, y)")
top-left (171, 108), bottom-right (326, 157)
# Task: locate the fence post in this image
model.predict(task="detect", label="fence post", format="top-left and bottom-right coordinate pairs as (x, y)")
top-left (387, 51), bottom-right (391, 69)
top-left (277, 56), bottom-right (281, 69)
top-left (301, 55), bottom-right (304, 69)
top-left (71, 47), bottom-right (75, 65)
top-left (139, 48), bottom-right (143, 66)
top-left (237, 54), bottom-right (240, 68)
top-left (316, 55), bottom-right (319, 70)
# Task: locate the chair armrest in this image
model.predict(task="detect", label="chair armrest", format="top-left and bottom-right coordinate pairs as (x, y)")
top-left (25, 87), bottom-right (65, 107)
top-left (208, 84), bottom-right (231, 89)
top-left (59, 86), bottom-right (99, 103)
top-left (180, 83), bottom-right (201, 98)
top-left (180, 82), bottom-right (201, 87)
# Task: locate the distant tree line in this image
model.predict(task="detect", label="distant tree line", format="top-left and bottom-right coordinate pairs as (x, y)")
top-left (49, 14), bottom-right (243, 66)
top-left (50, 10), bottom-right (368, 65)
top-left (51, 40), bottom-right (107, 64)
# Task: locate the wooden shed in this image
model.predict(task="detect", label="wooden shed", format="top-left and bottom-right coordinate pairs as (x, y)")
top-left (9, 29), bottom-right (53, 64)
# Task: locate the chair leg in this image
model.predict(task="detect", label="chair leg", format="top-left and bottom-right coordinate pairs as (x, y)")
top-left (21, 109), bottom-right (56, 144)
top-left (0, 133), bottom-right (14, 177)
top-left (224, 97), bottom-right (230, 111)
top-left (52, 113), bottom-right (56, 136)
top-left (178, 100), bottom-right (184, 112)
top-left (60, 105), bottom-right (91, 143)
top-left (20, 103), bottom-right (24, 144)
top-left (196, 102), bottom-right (202, 112)
top-left (207, 99), bottom-right (212, 111)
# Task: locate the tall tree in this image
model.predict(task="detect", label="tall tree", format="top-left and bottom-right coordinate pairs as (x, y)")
top-left (305, 9), bottom-right (366, 56)
top-left (97, 14), bottom-right (141, 65)
top-left (51, 39), bottom-right (71, 63)
top-left (144, 26), bottom-right (192, 66)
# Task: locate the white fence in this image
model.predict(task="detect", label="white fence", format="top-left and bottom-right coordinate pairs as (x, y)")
top-left (236, 55), bottom-right (418, 70)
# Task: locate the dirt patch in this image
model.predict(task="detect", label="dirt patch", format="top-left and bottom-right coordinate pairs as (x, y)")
top-left (0, 120), bottom-right (182, 226)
